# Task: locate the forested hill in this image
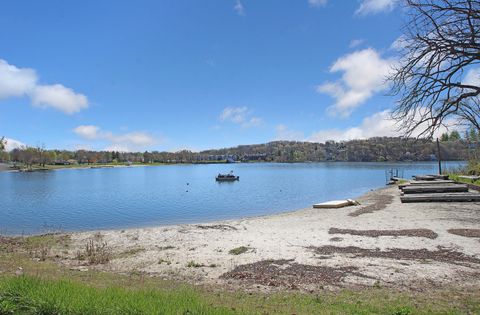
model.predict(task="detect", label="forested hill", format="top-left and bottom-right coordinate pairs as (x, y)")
top-left (200, 137), bottom-right (469, 162)
top-left (1, 137), bottom-right (471, 165)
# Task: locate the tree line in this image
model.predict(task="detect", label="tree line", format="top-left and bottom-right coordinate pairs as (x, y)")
top-left (0, 137), bottom-right (471, 167)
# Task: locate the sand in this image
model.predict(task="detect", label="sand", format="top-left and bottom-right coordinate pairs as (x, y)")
top-left (61, 186), bottom-right (480, 291)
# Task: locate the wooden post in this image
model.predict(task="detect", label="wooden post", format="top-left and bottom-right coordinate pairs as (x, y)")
top-left (436, 138), bottom-right (442, 175)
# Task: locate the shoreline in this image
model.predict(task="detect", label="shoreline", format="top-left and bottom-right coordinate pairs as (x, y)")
top-left (0, 159), bottom-right (466, 174)
top-left (29, 184), bottom-right (480, 291)
top-left (3, 185), bottom-right (382, 237)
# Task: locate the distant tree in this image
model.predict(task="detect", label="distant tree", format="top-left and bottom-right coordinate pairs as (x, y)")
top-left (0, 137), bottom-right (8, 162)
top-left (0, 137), bottom-right (5, 152)
top-left (449, 130), bottom-right (461, 141)
top-left (469, 127), bottom-right (479, 142)
top-left (390, 0), bottom-right (480, 137)
top-left (35, 144), bottom-right (47, 166)
top-left (19, 147), bottom-right (36, 169)
top-left (440, 133), bottom-right (450, 142)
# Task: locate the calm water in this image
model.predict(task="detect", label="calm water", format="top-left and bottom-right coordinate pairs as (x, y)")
top-left (0, 161), bottom-right (465, 235)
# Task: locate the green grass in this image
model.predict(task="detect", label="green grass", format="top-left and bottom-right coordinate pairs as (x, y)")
top-left (0, 241), bottom-right (479, 314)
top-left (0, 275), bottom-right (479, 315)
top-left (449, 174), bottom-right (480, 186)
top-left (186, 260), bottom-right (206, 268)
top-left (0, 276), bottom-right (234, 315)
top-left (228, 246), bottom-right (250, 255)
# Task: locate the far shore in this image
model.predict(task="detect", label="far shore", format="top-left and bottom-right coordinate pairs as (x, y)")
top-left (0, 160), bottom-right (236, 173)
top-left (0, 159), bottom-right (466, 174)
top-left (21, 184), bottom-right (479, 292)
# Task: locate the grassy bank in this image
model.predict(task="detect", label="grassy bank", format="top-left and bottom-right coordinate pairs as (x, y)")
top-left (1, 236), bottom-right (479, 315)
top-left (0, 276), bottom-right (234, 315)
top-left (0, 275), bottom-right (478, 315)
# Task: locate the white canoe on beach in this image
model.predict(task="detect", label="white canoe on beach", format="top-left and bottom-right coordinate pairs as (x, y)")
top-left (313, 199), bottom-right (357, 209)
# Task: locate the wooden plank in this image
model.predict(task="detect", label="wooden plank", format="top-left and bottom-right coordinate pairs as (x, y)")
top-left (401, 192), bottom-right (480, 203)
top-left (402, 185), bottom-right (468, 194)
top-left (410, 180), bottom-right (455, 185)
top-left (413, 174), bottom-right (449, 181)
top-left (398, 180), bottom-right (456, 189)
top-left (313, 199), bottom-right (356, 209)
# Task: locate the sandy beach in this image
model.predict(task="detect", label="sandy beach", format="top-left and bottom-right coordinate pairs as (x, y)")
top-left (57, 185), bottom-right (480, 291)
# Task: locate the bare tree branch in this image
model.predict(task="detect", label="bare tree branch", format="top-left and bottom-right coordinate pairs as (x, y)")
top-left (390, 0), bottom-right (480, 138)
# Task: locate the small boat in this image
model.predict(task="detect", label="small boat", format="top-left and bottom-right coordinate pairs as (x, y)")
top-left (215, 171), bottom-right (239, 182)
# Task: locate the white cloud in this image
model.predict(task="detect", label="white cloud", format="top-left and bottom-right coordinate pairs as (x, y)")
top-left (463, 68), bottom-right (480, 87)
top-left (31, 84), bottom-right (88, 114)
top-left (0, 60), bottom-right (37, 99)
top-left (271, 111), bottom-right (456, 144)
top-left (307, 110), bottom-right (397, 142)
top-left (220, 106), bottom-right (248, 124)
top-left (308, 0), bottom-right (327, 8)
top-left (356, 0), bottom-right (398, 15)
top-left (242, 117), bottom-right (264, 128)
top-left (349, 39), bottom-right (364, 48)
top-left (0, 58), bottom-right (88, 114)
top-left (73, 125), bottom-right (100, 140)
top-left (306, 110), bottom-right (454, 143)
top-left (74, 125), bottom-right (159, 152)
top-left (234, 0), bottom-right (245, 16)
top-left (4, 137), bottom-right (26, 151)
top-left (316, 48), bottom-right (395, 117)
top-left (219, 106), bottom-right (263, 128)
top-left (274, 124), bottom-right (304, 141)
top-left (390, 35), bottom-right (408, 51)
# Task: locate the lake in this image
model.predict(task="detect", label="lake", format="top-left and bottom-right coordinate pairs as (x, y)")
top-left (0, 161), bottom-right (465, 235)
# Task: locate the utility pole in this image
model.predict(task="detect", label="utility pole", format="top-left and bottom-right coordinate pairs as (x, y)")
top-left (436, 138), bottom-right (442, 175)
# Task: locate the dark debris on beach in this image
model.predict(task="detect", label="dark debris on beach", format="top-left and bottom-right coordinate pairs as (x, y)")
top-left (195, 224), bottom-right (237, 231)
top-left (308, 245), bottom-right (480, 266)
top-left (329, 228), bottom-right (438, 239)
top-left (220, 259), bottom-right (367, 289)
top-left (348, 194), bottom-right (393, 217)
top-left (447, 229), bottom-right (480, 238)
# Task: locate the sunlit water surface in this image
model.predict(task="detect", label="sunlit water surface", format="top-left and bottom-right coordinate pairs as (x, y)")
top-left (0, 161), bottom-right (464, 235)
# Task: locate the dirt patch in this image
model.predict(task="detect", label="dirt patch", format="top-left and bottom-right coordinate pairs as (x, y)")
top-left (220, 259), bottom-right (366, 289)
top-left (329, 228), bottom-right (438, 239)
top-left (0, 236), bottom-right (24, 252)
top-left (349, 194), bottom-right (393, 217)
top-left (448, 229), bottom-right (480, 238)
top-left (195, 224), bottom-right (237, 231)
top-left (308, 245), bottom-right (480, 266)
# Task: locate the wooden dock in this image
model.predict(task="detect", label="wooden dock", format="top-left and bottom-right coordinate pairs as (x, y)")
top-left (413, 174), bottom-right (450, 181)
top-left (401, 192), bottom-right (480, 203)
top-left (398, 180), bottom-right (455, 189)
top-left (401, 184), bottom-right (468, 194)
top-left (399, 174), bottom-right (480, 203)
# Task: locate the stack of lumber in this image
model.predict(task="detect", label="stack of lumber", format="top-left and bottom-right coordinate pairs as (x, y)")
top-left (400, 175), bottom-right (480, 203)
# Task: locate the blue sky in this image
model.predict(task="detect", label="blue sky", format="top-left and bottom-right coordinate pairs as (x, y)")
top-left (1, 0), bottom-right (408, 152)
